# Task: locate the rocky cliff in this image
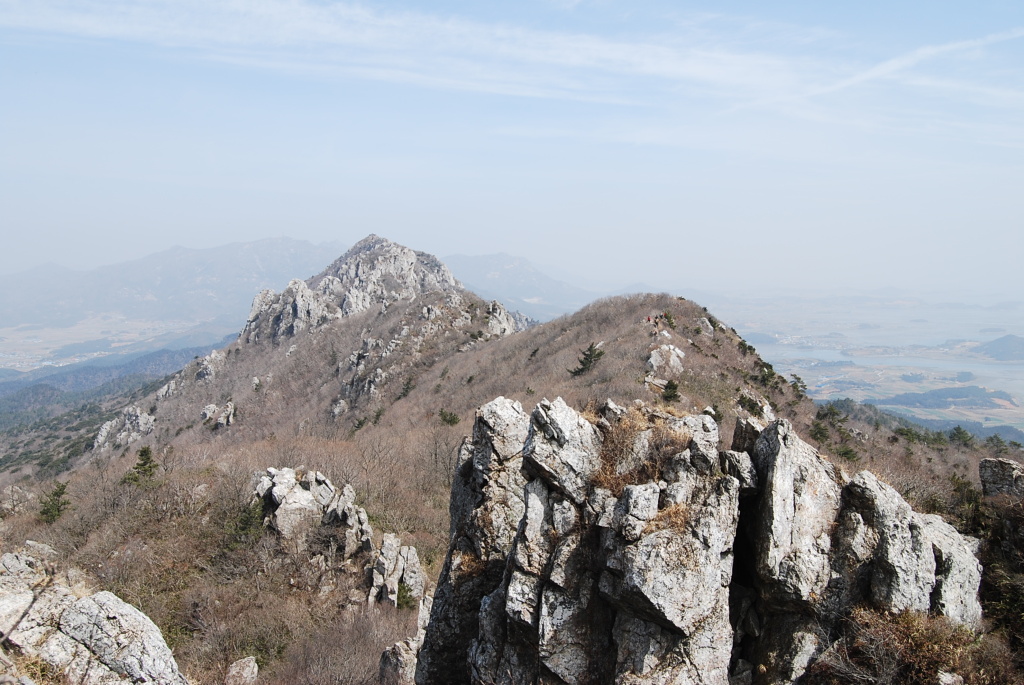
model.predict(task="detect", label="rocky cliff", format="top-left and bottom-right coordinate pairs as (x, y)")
top-left (402, 397), bottom-right (983, 685)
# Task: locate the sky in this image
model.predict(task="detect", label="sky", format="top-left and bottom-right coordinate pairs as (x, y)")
top-left (1, 0), bottom-right (1023, 300)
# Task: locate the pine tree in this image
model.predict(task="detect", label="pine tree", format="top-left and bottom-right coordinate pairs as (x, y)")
top-left (569, 343), bottom-right (605, 377)
top-left (39, 482), bottom-right (70, 524)
top-left (662, 380), bottom-right (680, 402)
top-left (122, 446), bottom-right (159, 485)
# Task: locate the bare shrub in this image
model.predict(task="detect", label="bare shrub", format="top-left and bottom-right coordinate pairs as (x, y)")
top-left (263, 605), bottom-right (416, 685)
top-left (808, 607), bottom-right (1020, 685)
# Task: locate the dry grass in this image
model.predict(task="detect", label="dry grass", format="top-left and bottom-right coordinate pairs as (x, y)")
top-left (808, 607), bottom-right (1021, 685)
top-left (645, 503), bottom-right (690, 534)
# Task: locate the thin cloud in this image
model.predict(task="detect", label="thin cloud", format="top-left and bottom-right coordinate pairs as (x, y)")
top-left (0, 0), bottom-right (813, 101)
top-left (813, 27), bottom-right (1024, 96)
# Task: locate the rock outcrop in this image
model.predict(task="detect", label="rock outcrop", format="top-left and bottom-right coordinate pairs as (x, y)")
top-left (408, 398), bottom-right (985, 685)
top-left (254, 467), bottom-right (373, 555)
top-left (979, 457), bottom-right (1024, 498)
top-left (253, 467), bottom-right (425, 609)
top-left (93, 405), bottom-right (155, 451)
top-left (241, 235), bottom-right (469, 344)
top-left (0, 546), bottom-right (187, 684)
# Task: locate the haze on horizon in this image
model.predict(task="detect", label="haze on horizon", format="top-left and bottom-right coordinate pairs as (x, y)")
top-left (1, 0), bottom-right (1022, 301)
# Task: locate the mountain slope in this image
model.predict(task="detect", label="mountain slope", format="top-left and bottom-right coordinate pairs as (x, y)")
top-left (4, 236), bottom-right (1019, 683)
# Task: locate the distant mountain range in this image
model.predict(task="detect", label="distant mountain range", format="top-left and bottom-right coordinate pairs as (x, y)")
top-left (0, 237), bottom-right (346, 339)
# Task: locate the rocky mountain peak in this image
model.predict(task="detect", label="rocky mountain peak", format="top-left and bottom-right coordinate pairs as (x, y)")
top-left (313, 234), bottom-right (463, 316)
top-left (241, 235), bottom-right (467, 344)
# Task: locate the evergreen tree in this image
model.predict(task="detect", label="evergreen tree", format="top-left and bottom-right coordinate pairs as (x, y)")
top-left (569, 343), bottom-right (605, 377)
top-left (122, 446), bottom-right (159, 485)
top-left (39, 482), bottom-right (70, 524)
top-left (662, 380), bottom-right (680, 402)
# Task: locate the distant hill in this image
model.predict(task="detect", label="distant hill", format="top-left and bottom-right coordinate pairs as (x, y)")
top-left (871, 385), bottom-right (1017, 409)
top-left (977, 334), bottom-right (1024, 361)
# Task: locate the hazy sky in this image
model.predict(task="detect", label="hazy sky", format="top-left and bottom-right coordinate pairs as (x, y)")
top-left (2, 1), bottom-right (1022, 299)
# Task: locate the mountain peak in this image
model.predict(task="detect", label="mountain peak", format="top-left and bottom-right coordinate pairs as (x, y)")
top-left (241, 235), bottom-right (465, 343)
top-left (314, 236), bottom-right (462, 315)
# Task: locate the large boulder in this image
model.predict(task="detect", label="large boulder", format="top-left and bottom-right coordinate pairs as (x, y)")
top-left (752, 419), bottom-right (845, 608)
top-left (253, 467), bottom-right (372, 555)
top-left (0, 549), bottom-right (187, 685)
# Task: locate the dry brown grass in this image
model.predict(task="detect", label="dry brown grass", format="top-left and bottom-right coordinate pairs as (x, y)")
top-left (645, 503), bottom-right (690, 534)
top-left (807, 607), bottom-right (1021, 685)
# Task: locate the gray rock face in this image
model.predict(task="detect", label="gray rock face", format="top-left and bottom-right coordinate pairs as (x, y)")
top-left (241, 278), bottom-right (340, 344)
top-left (980, 457), bottom-right (1024, 498)
top-left (0, 549), bottom-right (187, 684)
top-left (645, 344), bottom-right (686, 375)
top-left (407, 403), bottom-right (986, 685)
top-left (524, 397), bottom-right (603, 504)
top-left (240, 235), bottom-right (473, 345)
top-left (93, 405), bottom-right (155, 451)
top-left (415, 397), bottom-right (532, 685)
top-left (752, 419), bottom-right (845, 608)
top-left (254, 467), bottom-right (377, 567)
top-left (370, 534), bottom-right (425, 607)
top-left (224, 656), bottom-right (258, 685)
top-left (842, 471), bottom-right (982, 627)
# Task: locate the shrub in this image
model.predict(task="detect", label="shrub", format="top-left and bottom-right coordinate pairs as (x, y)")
top-left (438, 409), bottom-right (461, 426)
top-left (737, 395), bottom-right (764, 418)
top-left (121, 446), bottom-right (159, 485)
top-left (808, 607), bottom-right (1018, 685)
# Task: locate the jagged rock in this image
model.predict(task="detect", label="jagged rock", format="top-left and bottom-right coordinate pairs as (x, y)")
top-left (484, 301), bottom-right (517, 337)
top-left (224, 656), bottom-right (258, 685)
top-left (313, 235), bottom-right (463, 317)
top-left (416, 398), bottom-right (532, 685)
top-left (381, 596), bottom-right (433, 685)
top-left (155, 379), bottom-right (176, 399)
top-left (425, 400), bottom-right (741, 685)
top-left (731, 414), bottom-right (768, 454)
top-left (524, 398), bottom-right (603, 504)
top-left (0, 548), bottom-right (187, 684)
top-left (195, 349), bottom-right (226, 381)
top-left (241, 278), bottom-right (339, 344)
top-left (753, 419), bottom-right (845, 608)
top-left (93, 405), bottom-right (155, 451)
top-left (979, 457), bottom-right (1024, 498)
top-left (719, 450), bottom-right (759, 495)
top-left (370, 534), bottom-right (425, 606)
top-left (410, 398), bottom-right (988, 685)
top-left (842, 471), bottom-right (982, 627)
top-left (645, 344), bottom-right (686, 375)
top-left (254, 468), bottom-right (372, 555)
top-left (216, 401), bottom-right (235, 427)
